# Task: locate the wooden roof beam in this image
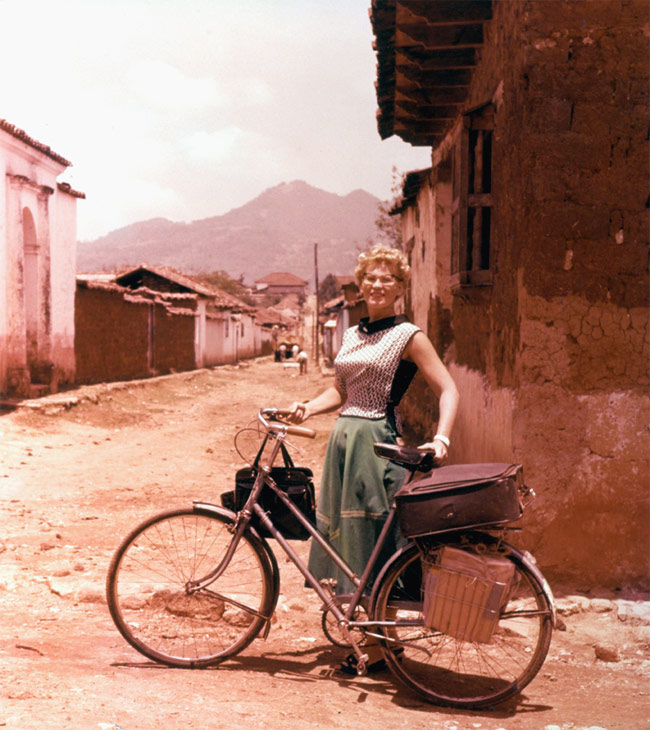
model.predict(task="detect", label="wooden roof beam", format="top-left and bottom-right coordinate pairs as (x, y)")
top-left (396, 23), bottom-right (485, 49)
top-left (395, 101), bottom-right (459, 120)
top-left (396, 47), bottom-right (477, 71)
top-left (393, 117), bottom-right (450, 135)
top-left (394, 85), bottom-right (468, 105)
top-left (397, 0), bottom-right (492, 26)
top-left (396, 67), bottom-right (473, 86)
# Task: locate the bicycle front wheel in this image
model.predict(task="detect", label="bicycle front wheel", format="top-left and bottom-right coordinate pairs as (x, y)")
top-left (371, 541), bottom-right (553, 709)
top-left (106, 508), bottom-right (276, 667)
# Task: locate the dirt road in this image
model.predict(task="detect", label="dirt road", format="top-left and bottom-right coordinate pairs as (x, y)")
top-left (1, 359), bottom-right (648, 729)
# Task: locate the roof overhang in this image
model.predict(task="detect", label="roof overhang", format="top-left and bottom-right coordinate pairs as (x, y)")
top-left (370, 0), bottom-right (492, 146)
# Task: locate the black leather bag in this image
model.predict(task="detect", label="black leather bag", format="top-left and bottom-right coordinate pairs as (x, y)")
top-left (221, 442), bottom-right (316, 540)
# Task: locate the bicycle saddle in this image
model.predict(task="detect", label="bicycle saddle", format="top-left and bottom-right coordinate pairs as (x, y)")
top-left (373, 442), bottom-right (436, 472)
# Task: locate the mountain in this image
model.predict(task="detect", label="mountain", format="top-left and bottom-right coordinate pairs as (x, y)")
top-left (76, 181), bottom-right (384, 284)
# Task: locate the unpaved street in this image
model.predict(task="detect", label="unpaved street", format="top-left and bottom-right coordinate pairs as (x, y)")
top-left (1, 359), bottom-right (648, 729)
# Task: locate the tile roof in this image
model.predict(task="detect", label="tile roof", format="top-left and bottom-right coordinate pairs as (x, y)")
top-left (255, 272), bottom-right (308, 286)
top-left (390, 168), bottom-right (431, 214)
top-left (253, 307), bottom-right (290, 326)
top-left (57, 182), bottom-right (86, 199)
top-left (114, 265), bottom-right (256, 313)
top-left (114, 265), bottom-right (218, 297)
top-left (0, 119), bottom-right (72, 166)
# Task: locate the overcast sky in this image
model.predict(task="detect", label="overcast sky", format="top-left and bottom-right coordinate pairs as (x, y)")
top-left (1, 0), bottom-right (431, 241)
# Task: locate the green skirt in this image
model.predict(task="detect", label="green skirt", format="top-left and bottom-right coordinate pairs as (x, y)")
top-left (307, 416), bottom-right (407, 595)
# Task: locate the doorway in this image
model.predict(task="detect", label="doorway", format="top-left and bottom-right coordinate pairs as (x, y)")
top-left (22, 207), bottom-right (40, 374)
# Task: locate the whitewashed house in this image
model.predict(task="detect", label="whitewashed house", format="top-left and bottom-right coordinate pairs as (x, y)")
top-left (0, 120), bottom-right (84, 397)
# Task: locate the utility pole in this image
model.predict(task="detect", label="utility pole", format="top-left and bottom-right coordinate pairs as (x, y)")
top-left (313, 242), bottom-right (319, 367)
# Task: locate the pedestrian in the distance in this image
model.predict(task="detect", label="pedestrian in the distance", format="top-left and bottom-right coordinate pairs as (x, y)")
top-left (297, 349), bottom-right (308, 375)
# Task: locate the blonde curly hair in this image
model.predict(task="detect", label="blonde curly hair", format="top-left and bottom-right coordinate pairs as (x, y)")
top-left (354, 245), bottom-right (410, 287)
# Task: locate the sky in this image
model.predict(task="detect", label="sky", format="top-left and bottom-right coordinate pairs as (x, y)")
top-left (0, 0), bottom-right (431, 241)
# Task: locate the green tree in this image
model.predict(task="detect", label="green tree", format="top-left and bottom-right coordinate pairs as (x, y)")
top-left (199, 270), bottom-right (255, 305)
top-left (318, 273), bottom-right (341, 303)
top-left (374, 166), bottom-right (404, 248)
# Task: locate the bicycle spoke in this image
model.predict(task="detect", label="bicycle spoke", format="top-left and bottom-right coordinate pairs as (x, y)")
top-left (107, 510), bottom-right (275, 667)
top-left (372, 543), bottom-right (553, 708)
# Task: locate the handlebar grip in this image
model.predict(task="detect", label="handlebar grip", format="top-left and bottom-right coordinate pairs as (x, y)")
top-left (285, 425), bottom-right (316, 439)
top-left (273, 408), bottom-right (295, 418)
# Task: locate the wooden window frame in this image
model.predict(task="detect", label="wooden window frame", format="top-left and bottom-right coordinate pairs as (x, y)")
top-left (451, 103), bottom-right (495, 290)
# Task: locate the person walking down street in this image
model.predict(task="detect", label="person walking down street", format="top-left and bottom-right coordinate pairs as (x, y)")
top-left (287, 244), bottom-right (459, 673)
top-left (297, 349), bottom-right (308, 375)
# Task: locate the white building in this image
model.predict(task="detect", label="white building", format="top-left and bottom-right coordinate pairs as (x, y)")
top-left (0, 120), bottom-right (84, 397)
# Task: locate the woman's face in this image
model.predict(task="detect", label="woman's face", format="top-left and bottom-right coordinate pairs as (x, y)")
top-left (360, 262), bottom-right (404, 317)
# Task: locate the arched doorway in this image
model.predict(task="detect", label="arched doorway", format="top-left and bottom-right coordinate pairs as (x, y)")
top-left (22, 206), bottom-right (40, 371)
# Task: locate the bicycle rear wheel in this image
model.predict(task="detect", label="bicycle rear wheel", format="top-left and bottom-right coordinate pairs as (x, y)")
top-left (106, 508), bottom-right (276, 667)
top-left (371, 540), bottom-right (553, 709)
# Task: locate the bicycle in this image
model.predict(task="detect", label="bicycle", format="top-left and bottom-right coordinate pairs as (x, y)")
top-left (106, 408), bottom-right (556, 709)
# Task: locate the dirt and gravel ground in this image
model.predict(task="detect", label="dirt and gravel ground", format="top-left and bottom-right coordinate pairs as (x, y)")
top-left (1, 358), bottom-right (648, 730)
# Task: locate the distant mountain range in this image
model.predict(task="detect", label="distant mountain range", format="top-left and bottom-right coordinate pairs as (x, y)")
top-left (77, 181), bottom-right (384, 285)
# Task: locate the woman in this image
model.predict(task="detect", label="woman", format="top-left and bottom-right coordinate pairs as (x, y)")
top-left (288, 245), bottom-right (459, 671)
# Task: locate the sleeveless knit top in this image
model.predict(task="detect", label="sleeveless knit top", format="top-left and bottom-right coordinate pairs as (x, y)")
top-left (335, 315), bottom-right (420, 430)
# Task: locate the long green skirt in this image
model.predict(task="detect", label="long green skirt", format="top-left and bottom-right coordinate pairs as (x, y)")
top-left (307, 416), bottom-right (407, 595)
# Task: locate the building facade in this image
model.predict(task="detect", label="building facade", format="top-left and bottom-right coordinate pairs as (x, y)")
top-left (254, 272), bottom-right (308, 297)
top-left (371, 0), bottom-right (649, 587)
top-left (0, 120), bottom-right (84, 396)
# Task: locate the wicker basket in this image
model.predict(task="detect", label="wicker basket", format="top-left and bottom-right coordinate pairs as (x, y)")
top-left (422, 547), bottom-right (515, 643)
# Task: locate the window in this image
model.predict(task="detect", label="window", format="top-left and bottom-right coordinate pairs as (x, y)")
top-left (451, 103), bottom-right (494, 287)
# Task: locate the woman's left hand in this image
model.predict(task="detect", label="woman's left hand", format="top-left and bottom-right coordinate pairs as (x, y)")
top-left (418, 440), bottom-right (448, 464)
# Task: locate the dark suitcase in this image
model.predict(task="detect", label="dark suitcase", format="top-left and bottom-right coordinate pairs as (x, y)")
top-left (395, 463), bottom-right (524, 538)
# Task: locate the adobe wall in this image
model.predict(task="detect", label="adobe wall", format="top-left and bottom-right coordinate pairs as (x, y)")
top-left (153, 307), bottom-right (196, 374)
top-left (401, 0), bottom-right (649, 587)
top-left (75, 286), bottom-right (151, 384)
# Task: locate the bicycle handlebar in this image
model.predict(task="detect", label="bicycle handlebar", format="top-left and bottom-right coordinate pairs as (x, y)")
top-left (258, 408), bottom-right (316, 439)
top-left (277, 424), bottom-right (317, 439)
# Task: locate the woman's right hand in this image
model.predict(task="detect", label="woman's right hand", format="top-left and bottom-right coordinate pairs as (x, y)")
top-left (286, 402), bottom-right (309, 424)
top-left (284, 386), bottom-right (343, 424)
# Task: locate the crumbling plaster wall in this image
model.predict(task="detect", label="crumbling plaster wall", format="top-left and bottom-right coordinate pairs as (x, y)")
top-left (0, 132), bottom-right (77, 395)
top-left (48, 189), bottom-right (77, 383)
top-left (400, 0), bottom-right (649, 587)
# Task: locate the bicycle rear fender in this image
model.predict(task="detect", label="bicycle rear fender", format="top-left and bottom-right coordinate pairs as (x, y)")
top-left (192, 500), bottom-right (281, 635)
top-left (370, 534), bottom-right (557, 629)
top-left (512, 545), bottom-right (557, 628)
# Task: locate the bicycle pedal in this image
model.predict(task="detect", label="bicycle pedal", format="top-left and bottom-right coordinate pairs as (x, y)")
top-left (356, 654), bottom-right (369, 676)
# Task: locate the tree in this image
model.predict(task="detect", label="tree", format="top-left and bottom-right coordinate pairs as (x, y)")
top-left (374, 166), bottom-right (405, 248)
top-left (199, 270), bottom-right (255, 304)
top-left (318, 273), bottom-right (341, 303)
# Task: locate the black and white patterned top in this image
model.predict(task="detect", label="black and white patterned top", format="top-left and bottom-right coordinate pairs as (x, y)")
top-left (335, 315), bottom-right (420, 429)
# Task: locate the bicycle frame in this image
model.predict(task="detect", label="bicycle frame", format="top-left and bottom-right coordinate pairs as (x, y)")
top-left (107, 406), bottom-right (557, 704)
top-left (188, 409), bottom-right (557, 670)
top-left (188, 411), bottom-right (410, 657)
